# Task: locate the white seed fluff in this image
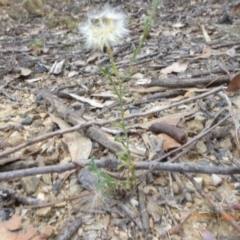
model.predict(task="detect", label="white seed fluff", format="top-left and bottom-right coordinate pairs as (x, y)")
top-left (79, 6), bottom-right (129, 51)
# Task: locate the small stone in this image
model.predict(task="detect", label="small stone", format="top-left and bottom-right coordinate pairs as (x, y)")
top-left (186, 182), bottom-right (195, 192)
top-left (42, 174), bottom-right (52, 185)
top-left (194, 115), bottom-right (206, 123)
top-left (52, 181), bottom-right (62, 195)
top-left (37, 192), bottom-right (45, 201)
top-left (220, 138), bottom-right (233, 151)
top-left (173, 182), bottom-right (181, 195)
top-left (188, 121), bottom-right (204, 133)
top-left (69, 178), bottom-right (78, 186)
top-left (146, 200), bottom-right (162, 222)
top-left (171, 235), bottom-right (182, 240)
top-left (36, 207), bottom-right (52, 217)
top-left (194, 177), bottom-right (203, 187)
top-left (60, 156), bottom-right (71, 165)
top-left (186, 202), bottom-right (193, 208)
top-left (196, 141), bottom-right (207, 154)
top-left (210, 174), bottom-right (222, 186)
top-left (118, 231), bottom-right (128, 240)
top-left (36, 155), bottom-right (45, 167)
top-left (69, 185), bottom-right (82, 196)
top-left (78, 228), bottom-right (83, 236)
top-left (184, 91), bottom-right (195, 98)
top-left (8, 131), bottom-right (25, 146)
top-left (154, 176), bottom-right (168, 187)
top-left (21, 117), bottom-right (33, 125)
top-left (21, 176), bottom-right (40, 195)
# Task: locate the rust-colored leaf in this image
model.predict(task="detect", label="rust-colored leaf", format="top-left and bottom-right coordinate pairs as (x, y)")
top-left (156, 134), bottom-right (181, 150)
top-left (227, 73), bottom-right (240, 91)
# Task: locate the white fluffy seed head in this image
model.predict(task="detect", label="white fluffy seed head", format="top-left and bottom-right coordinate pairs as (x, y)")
top-left (79, 6), bottom-right (129, 51)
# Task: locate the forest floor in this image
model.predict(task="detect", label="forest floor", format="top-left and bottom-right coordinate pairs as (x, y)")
top-left (1, 0), bottom-right (240, 239)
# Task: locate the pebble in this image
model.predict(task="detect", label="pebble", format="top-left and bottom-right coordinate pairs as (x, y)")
top-left (42, 174), bottom-right (52, 185)
top-left (186, 202), bottom-right (193, 208)
top-left (154, 176), bottom-right (168, 187)
top-left (210, 174), bottom-right (222, 186)
top-left (36, 207), bottom-right (52, 217)
top-left (147, 200), bottom-right (162, 222)
top-left (118, 231), bottom-right (128, 240)
top-left (188, 121), bottom-right (204, 133)
top-left (8, 131), bottom-right (25, 146)
top-left (69, 185), bottom-right (82, 196)
top-left (21, 117), bottom-right (33, 125)
top-left (185, 182), bottom-right (196, 192)
top-left (220, 138), bottom-right (233, 150)
top-left (172, 182), bottom-right (181, 195)
top-left (52, 181), bottom-right (62, 194)
top-left (36, 155), bottom-right (45, 167)
top-left (194, 177), bottom-right (203, 187)
top-left (60, 156), bottom-right (71, 165)
top-left (21, 176), bottom-right (40, 195)
top-left (196, 141), bottom-right (207, 154)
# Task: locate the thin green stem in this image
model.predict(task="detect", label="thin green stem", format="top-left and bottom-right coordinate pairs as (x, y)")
top-left (123, 0), bottom-right (160, 81)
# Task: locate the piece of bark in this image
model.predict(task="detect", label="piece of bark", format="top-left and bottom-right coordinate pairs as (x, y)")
top-left (148, 75), bottom-right (229, 88)
top-left (149, 123), bottom-right (188, 144)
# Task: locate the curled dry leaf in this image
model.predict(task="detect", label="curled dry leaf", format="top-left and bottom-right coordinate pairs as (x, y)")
top-left (156, 134), bottom-right (181, 150)
top-left (49, 114), bottom-right (92, 161)
top-left (227, 73), bottom-right (240, 91)
top-left (149, 123), bottom-right (188, 144)
top-left (0, 215), bottom-right (37, 240)
top-left (160, 60), bottom-right (188, 75)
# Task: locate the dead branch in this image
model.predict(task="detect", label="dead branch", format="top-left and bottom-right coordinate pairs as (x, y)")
top-left (0, 159), bottom-right (240, 181)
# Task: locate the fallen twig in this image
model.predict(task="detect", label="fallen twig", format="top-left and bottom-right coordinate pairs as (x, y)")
top-left (0, 159), bottom-right (240, 181)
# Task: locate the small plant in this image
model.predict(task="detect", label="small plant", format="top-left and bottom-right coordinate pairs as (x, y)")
top-left (29, 39), bottom-right (45, 50)
top-left (46, 13), bottom-right (78, 29)
top-left (80, 1), bottom-right (160, 197)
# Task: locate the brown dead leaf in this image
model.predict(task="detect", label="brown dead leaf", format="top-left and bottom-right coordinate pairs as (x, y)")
top-left (227, 73), bottom-right (240, 91)
top-left (0, 216), bottom-right (37, 240)
top-left (2, 215), bottom-right (22, 231)
top-left (160, 60), bottom-right (188, 75)
top-left (156, 134), bottom-right (181, 150)
top-left (49, 114), bottom-right (92, 161)
top-left (130, 110), bottom-right (195, 129)
top-left (31, 226), bottom-right (53, 240)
